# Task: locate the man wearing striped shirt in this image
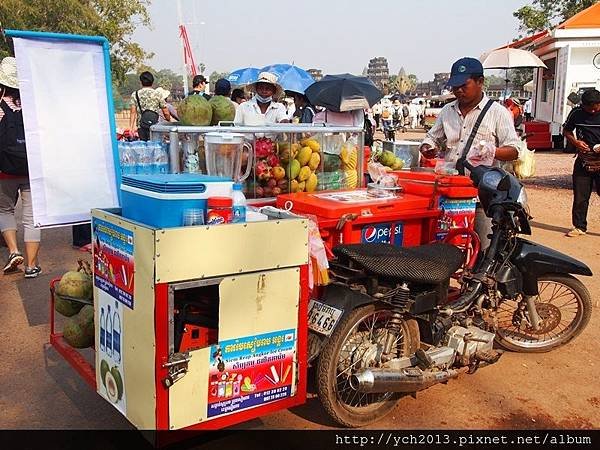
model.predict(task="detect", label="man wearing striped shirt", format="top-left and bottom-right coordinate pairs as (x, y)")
top-left (420, 57), bottom-right (520, 248)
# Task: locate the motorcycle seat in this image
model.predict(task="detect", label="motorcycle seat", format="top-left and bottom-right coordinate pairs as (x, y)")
top-left (333, 243), bottom-right (464, 285)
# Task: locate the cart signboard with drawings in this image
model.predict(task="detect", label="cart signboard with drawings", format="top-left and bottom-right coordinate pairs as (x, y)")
top-left (92, 218), bottom-right (134, 309)
top-left (97, 291), bottom-right (126, 414)
top-left (207, 329), bottom-right (296, 418)
top-left (435, 198), bottom-right (477, 240)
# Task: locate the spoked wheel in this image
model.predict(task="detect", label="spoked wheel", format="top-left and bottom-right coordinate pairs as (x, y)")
top-left (317, 304), bottom-right (416, 427)
top-left (495, 274), bottom-right (592, 353)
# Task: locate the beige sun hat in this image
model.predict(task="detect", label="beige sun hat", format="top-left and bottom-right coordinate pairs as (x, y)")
top-left (0, 57), bottom-right (18, 89)
top-left (155, 87), bottom-right (171, 100)
top-left (248, 72), bottom-right (284, 99)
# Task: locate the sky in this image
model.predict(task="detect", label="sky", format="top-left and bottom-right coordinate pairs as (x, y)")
top-left (132, 0), bottom-right (530, 81)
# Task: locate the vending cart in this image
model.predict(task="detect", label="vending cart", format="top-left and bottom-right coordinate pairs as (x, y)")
top-left (53, 208), bottom-right (310, 432)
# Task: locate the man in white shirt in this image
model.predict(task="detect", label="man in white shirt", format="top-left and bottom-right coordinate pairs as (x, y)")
top-left (420, 57), bottom-right (520, 248)
top-left (524, 98), bottom-right (533, 121)
top-left (234, 72), bottom-right (288, 125)
top-left (372, 102), bottom-right (382, 130)
top-left (408, 102), bottom-right (420, 129)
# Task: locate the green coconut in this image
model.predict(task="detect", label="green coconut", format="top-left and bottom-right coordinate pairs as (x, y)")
top-left (111, 366), bottom-right (124, 400)
top-left (100, 359), bottom-right (110, 387)
top-left (63, 317), bottom-right (93, 348)
top-left (55, 294), bottom-right (85, 317)
top-left (104, 371), bottom-right (119, 403)
top-left (177, 95), bottom-right (213, 126)
top-left (208, 95), bottom-right (235, 125)
top-left (76, 305), bottom-right (95, 340)
top-left (56, 269), bottom-right (92, 301)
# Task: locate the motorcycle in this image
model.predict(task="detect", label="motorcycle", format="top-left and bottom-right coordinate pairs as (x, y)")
top-left (307, 162), bottom-right (593, 427)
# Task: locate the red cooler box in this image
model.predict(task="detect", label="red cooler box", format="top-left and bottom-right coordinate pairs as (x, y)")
top-left (276, 190), bottom-right (441, 253)
top-left (392, 170), bottom-right (478, 241)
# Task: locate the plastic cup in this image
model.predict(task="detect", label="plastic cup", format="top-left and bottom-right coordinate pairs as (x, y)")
top-left (182, 208), bottom-right (205, 226)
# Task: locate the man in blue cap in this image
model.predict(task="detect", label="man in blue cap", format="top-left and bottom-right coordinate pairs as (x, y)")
top-left (420, 57), bottom-right (520, 248)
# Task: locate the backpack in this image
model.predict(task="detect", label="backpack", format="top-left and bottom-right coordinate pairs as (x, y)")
top-left (381, 109), bottom-right (390, 119)
top-left (392, 108), bottom-right (401, 121)
top-left (402, 105), bottom-right (410, 117)
top-left (0, 100), bottom-right (28, 176)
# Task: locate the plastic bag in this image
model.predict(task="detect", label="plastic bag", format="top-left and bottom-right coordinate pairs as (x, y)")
top-left (513, 144), bottom-right (536, 179)
top-left (466, 140), bottom-right (496, 167)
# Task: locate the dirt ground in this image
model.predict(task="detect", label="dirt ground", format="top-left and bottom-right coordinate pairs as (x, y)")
top-left (0, 134), bottom-right (598, 433)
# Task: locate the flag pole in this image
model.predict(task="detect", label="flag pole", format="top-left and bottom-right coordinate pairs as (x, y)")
top-left (177, 0), bottom-right (188, 96)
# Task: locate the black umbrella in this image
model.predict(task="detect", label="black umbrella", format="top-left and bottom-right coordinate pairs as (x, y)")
top-left (305, 73), bottom-right (383, 112)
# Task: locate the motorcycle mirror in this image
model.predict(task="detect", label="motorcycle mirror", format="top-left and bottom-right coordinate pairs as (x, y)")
top-left (498, 175), bottom-right (511, 192)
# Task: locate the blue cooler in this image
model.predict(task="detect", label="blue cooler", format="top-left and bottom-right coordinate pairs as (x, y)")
top-left (121, 174), bottom-right (233, 228)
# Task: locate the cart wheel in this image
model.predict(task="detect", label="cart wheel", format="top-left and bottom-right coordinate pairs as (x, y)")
top-left (442, 228), bottom-right (480, 280)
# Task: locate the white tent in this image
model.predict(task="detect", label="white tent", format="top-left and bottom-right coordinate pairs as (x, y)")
top-left (523, 79), bottom-right (534, 92)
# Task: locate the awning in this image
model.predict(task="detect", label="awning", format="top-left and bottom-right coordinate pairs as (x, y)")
top-left (523, 80), bottom-right (534, 93)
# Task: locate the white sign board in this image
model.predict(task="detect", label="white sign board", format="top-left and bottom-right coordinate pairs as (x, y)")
top-left (12, 35), bottom-right (119, 227)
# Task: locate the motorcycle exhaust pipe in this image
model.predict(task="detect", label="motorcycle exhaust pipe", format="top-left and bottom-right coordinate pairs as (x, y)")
top-left (350, 366), bottom-right (469, 394)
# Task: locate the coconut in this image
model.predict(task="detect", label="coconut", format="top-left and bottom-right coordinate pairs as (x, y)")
top-left (100, 359), bottom-right (110, 387)
top-left (55, 294), bottom-right (85, 317)
top-left (63, 317), bottom-right (93, 348)
top-left (178, 95), bottom-right (213, 126)
top-left (56, 269), bottom-right (92, 301)
top-left (111, 366), bottom-right (124, 400)
top-left (104, 371), bottom-right (119, 403)
top-left (76, 305), bottom-right (95, 340)
top-left (208, 95), bottom-right (235, 125)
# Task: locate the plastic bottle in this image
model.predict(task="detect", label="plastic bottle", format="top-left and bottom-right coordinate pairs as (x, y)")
top-left (106, 304), bottom-right (113, 358)
top-left (113, 302), bottom-right (121, 363)
top-left (153, 141), bottom-right (169, 174)
top-left (231, 183), bottom-right (247, 223)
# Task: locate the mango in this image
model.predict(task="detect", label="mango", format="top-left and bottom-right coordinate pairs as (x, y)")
top-left (391, 158), bottom-right (403, 170)
top-left (297, 181), bottom-right (306, 192)
top-left (298, 166), bottom-right (311, 182)
top-left (286, 159), bottom-right (301, 180)
top-left (291, 179), bottom-right (299, 193)
top-left (308, 152), bottom-right (321, 171)
top-left (272, 166), bottom-right (286, 180)
top-left (307, 140), bottom-right (320, 152)
top-left (297, 146), bottom-right (312, 166)
top-left (306, 173), bottom-right (318, 192)
top-left (290, 143), bottom-right (301, 159)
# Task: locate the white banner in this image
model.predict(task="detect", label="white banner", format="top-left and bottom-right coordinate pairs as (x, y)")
top-left (13, 37), bottom-right (119, 227)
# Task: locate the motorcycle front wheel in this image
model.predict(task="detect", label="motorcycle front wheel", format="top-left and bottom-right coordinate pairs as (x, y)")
top-left (495, 274), bottom-right (592, 353)
top-left (316, 303), bottom-right (416, 427)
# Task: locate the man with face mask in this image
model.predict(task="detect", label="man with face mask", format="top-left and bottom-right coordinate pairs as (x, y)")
top-left (234, 72), bottom-right (288, 125)
top-left (419, 57), bottom-right (520, 249)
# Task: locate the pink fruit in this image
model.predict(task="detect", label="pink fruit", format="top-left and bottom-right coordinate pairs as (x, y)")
top-left (272, 187), bottom-right (282, 195)
top-left (267, 178), bottom-right (277, 188)
top-left (255, 186), bottom-right (264, 197)
top-left (256, 161), bottom-right (272, 181)
top-left (277, 178), bottom-right (288, 189)
top-left (255, 138), bottom-right (274, 159)
top-left (267, 154), bottom-right (280, 167)
top-left (263, 186), bottom-right (273, 196)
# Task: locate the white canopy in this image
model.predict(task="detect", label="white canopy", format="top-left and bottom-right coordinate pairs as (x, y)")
top-left (481, 48), bottom-right (547, 69)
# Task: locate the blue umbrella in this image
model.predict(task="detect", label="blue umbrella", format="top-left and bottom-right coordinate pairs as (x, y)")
top-left (227, 67), bottom-right (260, 85)
top-left (260, 64), bottom-right (293, 78)
top-left (277, 66), bottom-right (315, 94)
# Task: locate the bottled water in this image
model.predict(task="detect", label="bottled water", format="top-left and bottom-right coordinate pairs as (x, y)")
top-left (231, 183), bottom-right (247, 223)
top-left (152, 141), bottom-right (170, 174)
top-left (136, 141), bottom-right (153, 175)
top-left (119, 141), bottom-right (137, 175)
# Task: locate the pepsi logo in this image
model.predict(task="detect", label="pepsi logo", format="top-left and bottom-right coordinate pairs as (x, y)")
top-left (363, 226), bottom-right (378, 243)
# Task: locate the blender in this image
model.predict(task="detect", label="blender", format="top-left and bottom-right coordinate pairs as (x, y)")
top-left (204, 132), bottom-right (254, 182)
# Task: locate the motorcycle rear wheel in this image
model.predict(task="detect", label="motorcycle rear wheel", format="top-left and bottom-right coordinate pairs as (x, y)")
top-left (316, 304), bottom-right (416, 427)
top-left (495, 274), bottom-right (592, 353)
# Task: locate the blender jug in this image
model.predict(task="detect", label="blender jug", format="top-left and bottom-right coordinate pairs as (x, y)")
top-left (204, 132), bottom-right (254, 182)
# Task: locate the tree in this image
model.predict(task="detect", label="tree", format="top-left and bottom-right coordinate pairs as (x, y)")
top-left (0, 0), bottom-right (153, 83)
top-left (208, 71), bottom-right (229, 93)
top-left (514, 0), bottom-right (599, 35)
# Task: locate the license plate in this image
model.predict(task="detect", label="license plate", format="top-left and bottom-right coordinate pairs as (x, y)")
top-left (308, 300), bottom-right (343, 336)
